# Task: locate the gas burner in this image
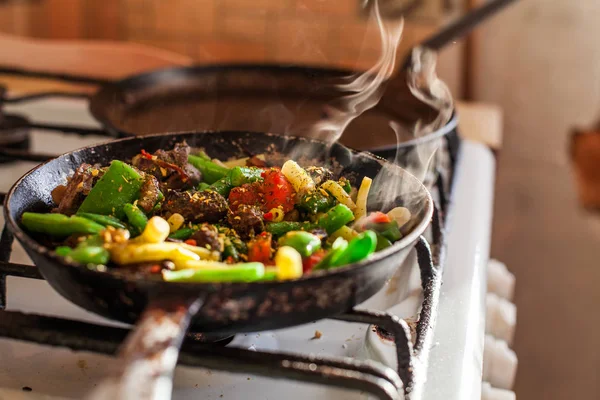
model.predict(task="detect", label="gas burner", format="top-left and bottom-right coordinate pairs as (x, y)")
top-left (0, 115), bottom-right (32, 163)
top-left (0, 86), bottom-right (32, 163)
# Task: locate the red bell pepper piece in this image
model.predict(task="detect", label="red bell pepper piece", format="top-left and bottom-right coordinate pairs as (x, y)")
top-left (302, 249), bottom-right (326, 273)
top-left (261, 169), bottom-right (295, 213)
top-left (368, 212), bottom-right (391, 224)
top-left (247, 232), bottom-right (273, 264)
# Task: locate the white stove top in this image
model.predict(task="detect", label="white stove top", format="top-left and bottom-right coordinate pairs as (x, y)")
top-left (0, 99), bottom-right (495, 400)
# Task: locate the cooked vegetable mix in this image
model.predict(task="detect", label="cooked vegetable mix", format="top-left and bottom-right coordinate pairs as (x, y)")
top-left (21, 141), bottom-right (413, 282)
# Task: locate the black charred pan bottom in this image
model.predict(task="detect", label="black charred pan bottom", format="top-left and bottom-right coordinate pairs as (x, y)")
top-left (5, 131), bottom-right (432, 335)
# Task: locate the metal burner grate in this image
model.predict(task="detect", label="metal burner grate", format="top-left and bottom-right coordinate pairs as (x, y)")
top-left (0, 96), bottom-right (460, 399)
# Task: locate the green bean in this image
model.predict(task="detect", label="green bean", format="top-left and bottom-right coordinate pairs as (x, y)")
top-left (75, 212), bottom-right (126, 229)
top-left (262, 268), bottom-right (278, 281)
top-left (208, 177), bottom-right (233, 197)
top-left (68, 246), bottom-right (110, 265)
top-left (21, 213), bottom-right (105, 237)
top-left (168, 227), bottom-right (197, 240)
top-left (278, 231), bottom-right (321, 257)
top-left (123, 203), bottom-right (148, 236)
top-left (55, 246), bottom-right (72, 257)
top-left (222, 238), bottom-right (240, 261)
top-left (329, 231), bottom-right (377, 268)
top-left (188, 155), bottom-right (230, 184)
top-left (77, 160), bottom-right (144, 219)
top-left (316, 204), bottom-right (354, 234)
top-left (229, 167), bottom-right (263, 187)
top-left (197, 182), bottom-right (211, 191)
top-left (266, 221), bottom-right (313, 237)
top-left (194, 150), bottom-right (211, 161)
top-left (163, 263), bottom-right (265, 282)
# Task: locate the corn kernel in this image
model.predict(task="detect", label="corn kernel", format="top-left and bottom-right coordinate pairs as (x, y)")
top-left (140, 216), bottom-right (170, 243)
top-left (275, 246), bottom-right (303, 281)
top-left (167, 213), bottom-right (185, 233)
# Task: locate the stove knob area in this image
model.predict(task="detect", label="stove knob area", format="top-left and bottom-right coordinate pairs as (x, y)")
top-left (486, 292), bottom-right (517, 345)
top-left (487, 259), bottom-right (515, 300)
top-left (481, 382), bottom-right (516, 400)
top-left (483, 334), bottom-right (518, 390)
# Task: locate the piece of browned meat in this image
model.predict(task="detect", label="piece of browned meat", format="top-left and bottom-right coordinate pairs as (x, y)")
top-left (137, 175), bottom-right (161, 213)
top-left (52, 163), bottom-right (99, 215)
top-left (162, 190), bottom-right (227, 223)
top-left (131, 141), bottom-right (201, 191)
top-left (227, 204), bottom-right (264, 239)
top-left (305, 166), bottom-right (333, 186)
top-left (190, 223), bottom-right (223, 252)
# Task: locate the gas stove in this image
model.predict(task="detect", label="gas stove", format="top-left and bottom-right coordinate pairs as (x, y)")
top-left (0, 95), bottom-right (495, 400)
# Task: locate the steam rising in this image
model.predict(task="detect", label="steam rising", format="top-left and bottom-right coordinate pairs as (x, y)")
top-left (307, 0), bottom-right (404, 146)
top-left (285, 0), bottom-right (454, 218)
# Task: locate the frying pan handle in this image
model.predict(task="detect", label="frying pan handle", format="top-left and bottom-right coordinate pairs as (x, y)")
top-left (399, 0), bottom-right (518, 69)
top-left (86, 297), bottom-right (204, 400)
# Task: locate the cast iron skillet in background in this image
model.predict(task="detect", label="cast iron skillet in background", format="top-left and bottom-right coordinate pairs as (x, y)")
top-left (1, 0), bottom-right (516, 161)
top-left (5, 131), bottom-right (433, 400)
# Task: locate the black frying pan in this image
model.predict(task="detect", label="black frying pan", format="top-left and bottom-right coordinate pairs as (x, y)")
top-left (4, 131), bottom-right (433, 400)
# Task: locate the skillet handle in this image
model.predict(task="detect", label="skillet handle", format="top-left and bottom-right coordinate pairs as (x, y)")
top-left (86, 297), bottom-right (204, 400)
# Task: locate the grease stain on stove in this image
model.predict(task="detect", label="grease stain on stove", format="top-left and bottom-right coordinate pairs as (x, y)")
top-left (77, 359), bottom-right (88, 374)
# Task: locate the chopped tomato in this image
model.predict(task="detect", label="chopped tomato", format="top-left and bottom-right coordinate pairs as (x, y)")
top-left (261, 169), bottom-right (295, 213)
top-left (247, 232), bottom-right (273, 264)
top-left (367, 212), bottom-right (391, 224)
top-left (149, 264), bottom-right (162, 274)
top-left (184, 239), bottom-right (197, 246)
top-left (302, 249), bottom-right (326, 273)
top-left (228, 183), bottom-right (263, 211)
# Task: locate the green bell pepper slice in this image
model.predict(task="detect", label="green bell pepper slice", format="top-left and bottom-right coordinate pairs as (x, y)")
top-left (314, 237), bottom-right (348, 270)
top-left (329, 231), bottom-right (377, 268)
top-left (316, 204), bottom-right (354, 234)
top-left (77, 160), bottom-right (144, 219)
top-left (375, 233), bottom-right (393, 251)
top-left (278, 231), bottom-right (321, 257)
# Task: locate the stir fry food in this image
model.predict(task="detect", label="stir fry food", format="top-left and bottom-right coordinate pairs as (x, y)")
top-left (21, 141), bottom-right (412, 283)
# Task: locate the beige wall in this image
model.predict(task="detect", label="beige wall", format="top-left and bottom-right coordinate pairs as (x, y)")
top-left (475, 1), bottom-right (600, 398)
